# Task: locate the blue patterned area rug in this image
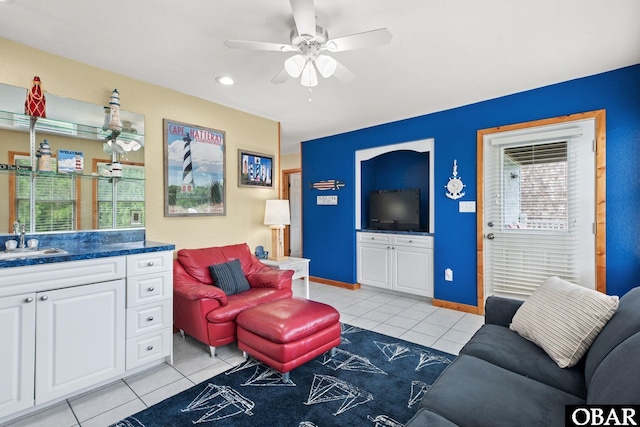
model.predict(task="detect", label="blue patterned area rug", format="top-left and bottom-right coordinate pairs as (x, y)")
top-left (112, 324), bottom-right (455, 427)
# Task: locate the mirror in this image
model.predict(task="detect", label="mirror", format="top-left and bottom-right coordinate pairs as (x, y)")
top-left (0, 82), bottom-right (145, 235)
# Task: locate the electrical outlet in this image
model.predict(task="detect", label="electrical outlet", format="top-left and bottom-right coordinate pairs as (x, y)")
top-left (445, 268), bottom-right (453, 281)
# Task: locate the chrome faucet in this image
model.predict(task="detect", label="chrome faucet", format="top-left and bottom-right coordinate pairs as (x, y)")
top-left (13, 221), bottom-right (26, 249)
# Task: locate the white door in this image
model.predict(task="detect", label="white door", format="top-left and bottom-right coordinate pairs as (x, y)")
top-left (483, 119), bottom-right (596, 299)
top-left (35, 280), bottom-right (125, 404)
top-left (0, 293), bottom-right (35, 418)
top-left (289, 172), bottom-right (302, 257)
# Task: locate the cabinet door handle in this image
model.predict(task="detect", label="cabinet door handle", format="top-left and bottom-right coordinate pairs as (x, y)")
top-left (25, 297), bottom-right (34, 303)
top-left (147, 261), bottom-right (155, 266)
top-left (40, 295), bottom-right (48, 301)
top-left (147, 316), bottom-right (154, 321)
top-left (147, 345), bottom-right (154, 351)
top-left (148, 287), bottom-right (155, 292)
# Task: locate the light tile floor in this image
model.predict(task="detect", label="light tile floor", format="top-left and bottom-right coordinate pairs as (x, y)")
top-left (3, 280), bottom-right (484, 427)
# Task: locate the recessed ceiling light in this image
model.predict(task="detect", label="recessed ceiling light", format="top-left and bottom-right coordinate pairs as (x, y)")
top-left (215, 76), bottom-right (234, 86)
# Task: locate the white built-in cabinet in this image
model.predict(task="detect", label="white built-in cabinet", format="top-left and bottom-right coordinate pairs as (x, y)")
top-left (125, 252), bottom-right (173, 370)
top-left (0, 251), bottom-right (173, 421)
top-left (0, 293), bottom-right (36, 417)
top-left (35, 279), bottom-right (126, 404)
top-left (357, 232), bottom-right (433, 297)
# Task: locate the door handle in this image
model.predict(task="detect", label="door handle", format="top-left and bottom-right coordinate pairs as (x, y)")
top-left (486, 233), bottom-right (495, 240)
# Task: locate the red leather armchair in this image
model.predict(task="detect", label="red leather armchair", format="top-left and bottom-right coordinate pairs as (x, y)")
top-left (173, 243), bottom-right (293, 357)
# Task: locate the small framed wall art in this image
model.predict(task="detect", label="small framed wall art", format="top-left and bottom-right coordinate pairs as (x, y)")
top-left (238, 149), bottom-right (273, 188)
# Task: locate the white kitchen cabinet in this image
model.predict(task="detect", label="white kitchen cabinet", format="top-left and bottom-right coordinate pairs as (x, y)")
top-left (125, 251), bottom-right (173, 370)
top-left (357, 232), bottom-right (433, 297)
top-left (35, 279), bottom-right (125, 404)
top-left (0, 293), bottom-right (36, 419)
top-left (0, 249), bottom-right (173, 423)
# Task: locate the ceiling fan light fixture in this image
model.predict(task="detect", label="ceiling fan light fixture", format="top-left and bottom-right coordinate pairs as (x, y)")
top-left (315, 55), bottom-right (337, 78)
top-left (300, 61), bottom-right (318, 87)
top-left (285, 54), bottom-right (306, 78)
top-left (325, 41), bottom-right (338, 52)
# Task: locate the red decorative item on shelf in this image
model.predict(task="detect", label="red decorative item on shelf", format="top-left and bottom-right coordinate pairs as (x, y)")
top-left (25, 76), bottom-right (47, 118)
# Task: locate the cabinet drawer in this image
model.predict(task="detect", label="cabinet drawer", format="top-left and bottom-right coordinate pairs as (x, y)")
top-left (126, 329), bottom-right (171, 370)
top-left (0, 257), bottom-right (125, 297)
top-left (126, 300), bottom-right (172, 338)
top-left (358, 232), bottom-right (391, 244)
top-left (127, 251), bottom-right (172, 277)
top-left (127, 271), bottom-right (172, 308)
top-left (286, 262), bottom-right (308, 280)
top-left (393, 235), bottom-right (433, 248)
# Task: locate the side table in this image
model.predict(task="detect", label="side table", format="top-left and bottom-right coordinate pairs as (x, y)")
top-left (261, 257), bottom-right (310, 299)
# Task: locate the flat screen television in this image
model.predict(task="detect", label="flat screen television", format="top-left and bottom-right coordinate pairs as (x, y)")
top-left (369, 188), bottom-right (420, 231)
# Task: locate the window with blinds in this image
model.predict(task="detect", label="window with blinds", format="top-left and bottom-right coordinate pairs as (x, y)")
top-left (96, 162), bottom-right (145, 229)
top-left (485, 135), bottom-right (581, 297)
top-left (14, 155), bottom-right (77, 232)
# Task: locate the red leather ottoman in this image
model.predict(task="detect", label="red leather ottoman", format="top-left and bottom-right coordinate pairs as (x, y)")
top-left (236, 297), bottom-right (341, 380)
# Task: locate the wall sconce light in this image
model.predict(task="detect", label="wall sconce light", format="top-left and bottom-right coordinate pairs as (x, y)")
top-left (263, 199), bottom-right (291, 260)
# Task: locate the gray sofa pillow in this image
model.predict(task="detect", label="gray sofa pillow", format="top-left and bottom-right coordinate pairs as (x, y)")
top-left (208, 259), bottom-right (251, 295)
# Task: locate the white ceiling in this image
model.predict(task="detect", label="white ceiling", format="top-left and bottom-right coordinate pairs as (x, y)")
top-left (1, 0), bottom-right (638, 154)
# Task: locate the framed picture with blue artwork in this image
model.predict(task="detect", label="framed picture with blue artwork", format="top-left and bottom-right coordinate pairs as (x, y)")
top-left (238, 149), bottom-right (273, 188)
top-left (163, 119), bottom-right (226, 217)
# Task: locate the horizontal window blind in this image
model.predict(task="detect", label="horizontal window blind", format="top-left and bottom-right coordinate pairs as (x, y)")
top-left (96, 163), bottom-right (145, 229)
top-left (15, 156), bottom-right (76, 232)
top-left (485, 139), bottom-right (580, 297)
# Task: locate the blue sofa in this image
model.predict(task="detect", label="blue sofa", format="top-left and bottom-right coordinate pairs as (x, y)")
top-left (406, 287), bottom-right (640, 426)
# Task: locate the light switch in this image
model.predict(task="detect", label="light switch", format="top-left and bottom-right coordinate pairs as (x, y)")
top-left (445, 268), bottom-right (453, 281)
top-left (459, 201), bottom-right (476, 213)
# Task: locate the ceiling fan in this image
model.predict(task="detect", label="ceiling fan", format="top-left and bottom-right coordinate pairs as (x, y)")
top-left (224, 0), bottom-right (392, 88)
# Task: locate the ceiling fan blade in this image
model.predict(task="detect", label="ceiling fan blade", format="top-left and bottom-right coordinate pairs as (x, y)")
top-left (332, 60), bottom-right (356, 84)
top-left (271, 68), bottom-right (289, 84)
top-left (224, 39), bottom-right (296, 52)
top-left (325, 28), bottom-right (392, 52)
top-left (290, 0), bottom-right (316, 39)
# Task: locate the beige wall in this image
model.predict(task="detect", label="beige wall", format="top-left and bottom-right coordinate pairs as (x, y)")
top-left (0, 38), bottom-right (281, 252)
top-left (280, 152), bottom-right (301, 171)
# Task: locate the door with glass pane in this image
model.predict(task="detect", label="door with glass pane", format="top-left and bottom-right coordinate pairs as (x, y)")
top-left (482, 119), bottom-right (596, 300)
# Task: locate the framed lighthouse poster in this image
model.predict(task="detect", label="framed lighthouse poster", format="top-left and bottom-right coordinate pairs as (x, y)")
top-left (238, 149), bottom-right (274, 188)
top-left (163, 119), bottom-right (226, 217)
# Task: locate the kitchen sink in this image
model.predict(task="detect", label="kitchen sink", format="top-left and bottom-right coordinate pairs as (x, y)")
top-left (0, 247), bottom-right (68, 260)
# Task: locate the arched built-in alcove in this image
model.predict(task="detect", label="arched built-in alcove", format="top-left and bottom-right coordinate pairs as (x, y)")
top-left (355, 139), bottom-right (434, 232)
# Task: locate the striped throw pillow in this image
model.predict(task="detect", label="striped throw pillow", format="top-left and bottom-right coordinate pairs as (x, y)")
top-left (208, 259), bottom-right (251, 296)
top-left (509, 276), bottom-right (619, 368)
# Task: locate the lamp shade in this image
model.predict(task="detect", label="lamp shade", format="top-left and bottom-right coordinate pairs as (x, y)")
top-left (315, 55), bottom-right (337, 78)
top-left (300, 61), bottom-right (318, 88)
top-left (284, 54), bottom-right (306, 78)
top-left (264, 199), bottom-right (291, 225)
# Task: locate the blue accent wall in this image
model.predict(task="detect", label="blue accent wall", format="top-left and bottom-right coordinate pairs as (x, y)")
top-left (362, 150), bottom-right (430, 231)
top-left (301, 64), bottom-right (640, 303)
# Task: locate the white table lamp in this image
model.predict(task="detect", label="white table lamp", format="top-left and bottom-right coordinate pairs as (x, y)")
top-left (264, 199), bottom-right (291, 260)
